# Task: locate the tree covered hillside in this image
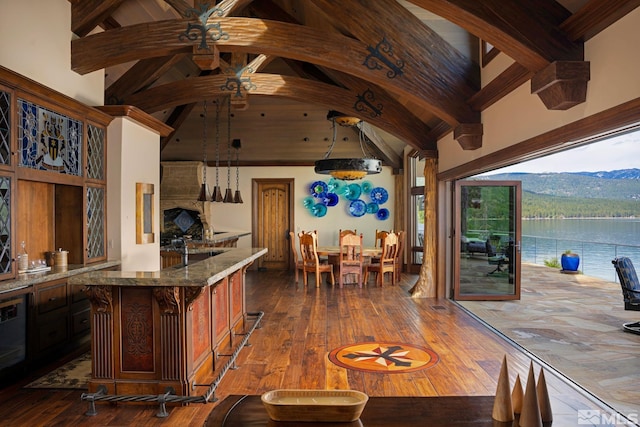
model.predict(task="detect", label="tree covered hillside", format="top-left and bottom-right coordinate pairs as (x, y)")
top-left (480, 169), bottom-right (640, 218)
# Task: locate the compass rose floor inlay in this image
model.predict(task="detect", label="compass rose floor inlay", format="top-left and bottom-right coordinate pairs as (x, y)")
top-left (328, 342), bottom-right (439, 374)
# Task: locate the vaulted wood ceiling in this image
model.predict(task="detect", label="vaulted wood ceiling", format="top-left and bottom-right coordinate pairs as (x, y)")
top-left (69, 0), bottom-right (638, 171)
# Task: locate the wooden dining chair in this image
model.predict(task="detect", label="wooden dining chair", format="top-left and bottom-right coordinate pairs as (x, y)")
top-left (374, 229), bottom-right (389, 248)
top-left (338, 232), bottom-right (365, 288)
top-left (289, 231), bottom-right (304, 283)
top-left (394, 231), bottom-right (405, 282)
top-left (365, 232), bottom-right (398, 286)
top-left (339, 229), bottom-right (357, 238)
top-left (299, 231), bottom-right (335, 287)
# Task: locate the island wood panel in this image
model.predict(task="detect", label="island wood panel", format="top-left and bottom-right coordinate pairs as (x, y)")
top-left (86, 273), bottom-right (247, 397)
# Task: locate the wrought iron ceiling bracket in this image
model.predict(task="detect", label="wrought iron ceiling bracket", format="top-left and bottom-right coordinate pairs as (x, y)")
top-left (363, 35), bottom-right (404, 79)
top-left (180, 4), bottom-right (228, 52)
top-left (220, 64), bottom-right (257, 99)
top-left (355, 88), bottom-right (383, 119)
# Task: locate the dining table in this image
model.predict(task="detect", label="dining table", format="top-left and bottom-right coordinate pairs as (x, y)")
top-left (316, 246), bottom-right (382, 257)
top-left (316, 246), bottom-right (382, 285)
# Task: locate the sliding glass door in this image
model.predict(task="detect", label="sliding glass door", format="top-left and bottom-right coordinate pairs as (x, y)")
top-left (453, 180), bottom-right (521, 300)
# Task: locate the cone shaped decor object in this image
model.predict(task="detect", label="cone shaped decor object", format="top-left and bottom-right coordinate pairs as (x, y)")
top-left (211, 98), bottom-right (223, 202)
top-left (223, 97), bottom-right (234, 203)
top-left (211, 185), bottom-right (223, 202)
top-left (197, 183), bottom-right (209, 202)
top-left (536, 368), bottom-right (552, 423)
top-left (223, 187), bottom-right (234, 203)
top-left (233, 190), bottom-right (243, 203)
top-left (197, 100), bottom-right (210, 201)
top-left (512, 374), bottom-right (524, 414)
top-left (492, 355), bottom-right (514, 422)
top-left (519, 363), bottom-right (542, 427)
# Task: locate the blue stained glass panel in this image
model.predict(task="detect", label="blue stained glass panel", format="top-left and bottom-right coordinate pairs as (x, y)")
top-left (18, 99), bottom-right (83, 176)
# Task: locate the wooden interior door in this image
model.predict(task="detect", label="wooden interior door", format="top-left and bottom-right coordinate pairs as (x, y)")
top-left (252, 179), bottom-right (294, 271)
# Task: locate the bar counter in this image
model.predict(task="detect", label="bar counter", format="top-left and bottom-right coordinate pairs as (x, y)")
top-left (0, 260), bottom-right (122, 295)
top-left (68, 247), bottom-right (267, 397)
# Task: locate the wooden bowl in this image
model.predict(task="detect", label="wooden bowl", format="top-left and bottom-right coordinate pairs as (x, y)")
top-left (261, 389), bottom-right (369, 422)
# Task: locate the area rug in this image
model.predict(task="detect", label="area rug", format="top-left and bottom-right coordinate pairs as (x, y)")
top-left (25, 352), bottom-right (91, 389)
top-left (328, 342), bottom-right (438, 373)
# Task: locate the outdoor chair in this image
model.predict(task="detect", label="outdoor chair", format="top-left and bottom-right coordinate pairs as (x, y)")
top-left (612, 256), bottom-right (640, 334)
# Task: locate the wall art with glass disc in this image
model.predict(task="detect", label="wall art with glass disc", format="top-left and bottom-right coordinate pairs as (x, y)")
top-left (303, 178), bottom-right (390, 220)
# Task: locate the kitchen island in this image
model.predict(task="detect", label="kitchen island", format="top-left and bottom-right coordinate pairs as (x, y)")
top-left (68, 247), bottom-right (267, 398)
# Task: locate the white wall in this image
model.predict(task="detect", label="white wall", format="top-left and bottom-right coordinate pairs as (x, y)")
top-left (1, 0), bottom-right (162, 271)
top-left (205, 165), bottom-right (395, 247)
top-left (0, 0), bottom-right (103, 105)
top-left (108, 118), bottom-right (161, 271)
top-left (438, 7), bottom-right (640, 173)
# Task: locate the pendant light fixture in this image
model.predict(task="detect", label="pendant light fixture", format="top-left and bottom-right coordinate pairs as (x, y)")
top-left (314, 110), bottom-right (382, 180)
top-left (223, 96), bottom-right (234, 203)
top-left (197, 100), bottom-right (210, 201)
top-left (232, 138), bottom-right (243, 203)
top-left (211, 98), bottom-right (223, 202)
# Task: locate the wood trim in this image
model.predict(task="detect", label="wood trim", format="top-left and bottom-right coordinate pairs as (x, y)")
top-left (0, 66), bottom-right (113, 126)
top-left (438, 96), bottom-right (640, 181)
top-left (468, 63), bottom-right (534, 112)
top-left (560, 0), bottom-right (640, 42)
top-left (481, 40), bottom-right (500, 67)
top-left (97, 105), bottom-right (174, 137)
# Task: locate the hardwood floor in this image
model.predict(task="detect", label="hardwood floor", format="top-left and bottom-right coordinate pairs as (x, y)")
top-left (0, 269), bottom-right (625, 426)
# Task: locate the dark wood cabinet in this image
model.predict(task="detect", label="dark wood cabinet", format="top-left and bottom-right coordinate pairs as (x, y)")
top-left (30, 278), bottom-right (90, 360)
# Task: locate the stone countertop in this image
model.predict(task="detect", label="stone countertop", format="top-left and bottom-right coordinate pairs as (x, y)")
top-left (68, 247), bottom-right (267, 288)
top-left (0, 260), bottom-right (122, 295)
top-left (161, 231), bottom-right (251, 253)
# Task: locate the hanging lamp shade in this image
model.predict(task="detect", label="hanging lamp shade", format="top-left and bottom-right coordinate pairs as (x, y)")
top-left (314, 111), bottom-right (382, 180)
top-left (211, 98), bottom-right (223, 202)
top-left (223, 96), bottom-right (234, 203)
top-left (232, 138), bottom-right (243, 203)
top-left (197, 100), bottom-right (210, 201)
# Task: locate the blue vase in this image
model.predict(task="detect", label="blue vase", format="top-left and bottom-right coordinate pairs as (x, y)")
top-left (561, 253), bottom-right (580, 272)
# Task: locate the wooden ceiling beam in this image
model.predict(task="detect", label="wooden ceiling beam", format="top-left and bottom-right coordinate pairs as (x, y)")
top-left (160, 103), bottom-right (196, 151)
top-left (560, 0), bottom-right (640, 42)
top-left (105, 54), bottom-right (187, 104)
top-left (468, 63), bottom-right (534, 111)
top-left (359, 122), bottom-right (403, 170)
top-left (309, 0), bottom-right (479, 121)
top-left (319, 68), bottom-right (436, 151)
top-left (124, 73), bottom-right (435, 152)
top-left (71, 17), bottom-right (478, 127)
top-left (70, 0), bottom-right (125, 37)
top-left (408, 0), bottom-right (583, 71)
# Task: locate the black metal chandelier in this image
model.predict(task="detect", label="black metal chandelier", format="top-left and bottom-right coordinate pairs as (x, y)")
top-left (314, 111), bottom-right (382, 180)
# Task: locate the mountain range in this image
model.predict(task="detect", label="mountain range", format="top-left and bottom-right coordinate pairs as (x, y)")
top-left (482, 168), bottom-right (640, 200)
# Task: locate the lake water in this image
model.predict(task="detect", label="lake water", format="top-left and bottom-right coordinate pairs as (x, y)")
top-left (521, 218), bottom-right (640, 282)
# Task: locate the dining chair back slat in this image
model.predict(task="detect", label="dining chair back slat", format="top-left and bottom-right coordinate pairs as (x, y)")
top-left (365, 232), bottom-right (398, 286)
top-left (289, 231), bottom-right (304, 283)
top-left (299, 231), bottom-right (335, 287)
top-left (374, 230), bottom-right (390, 248)
top-left (338, 233), bottom-right (364, 288)
top-left (394, 230), bottom-right (404, 282)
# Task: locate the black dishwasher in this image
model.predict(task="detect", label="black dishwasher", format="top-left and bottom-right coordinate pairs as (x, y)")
top-left (0, 292), bottom-right (27, 379)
